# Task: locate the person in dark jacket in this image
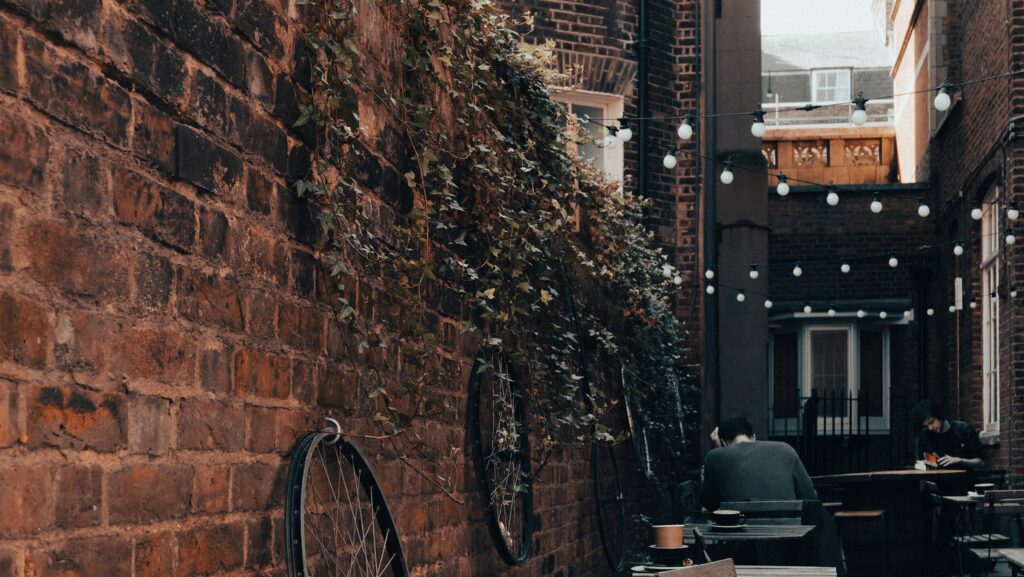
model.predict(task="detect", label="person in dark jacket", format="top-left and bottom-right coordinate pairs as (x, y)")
top-left (912, 400), bottom-right (985, 469)
top-left (699, 415), bottom-right (818, 511)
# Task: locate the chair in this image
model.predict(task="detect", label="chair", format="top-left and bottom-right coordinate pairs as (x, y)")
top-left (832, 509), bottom-right (890, 577)
top-left (640, 558), bottom-right (736, 577)
top-left (719, 500), bottom-right (805, 525)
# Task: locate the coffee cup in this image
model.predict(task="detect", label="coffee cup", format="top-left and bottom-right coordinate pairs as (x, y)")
top-left (974, 483), bottom-right (995, 496)
top-left (712, 509), bottom-right (744, 526)
top-left (652, 524), bottom-right (685, 548)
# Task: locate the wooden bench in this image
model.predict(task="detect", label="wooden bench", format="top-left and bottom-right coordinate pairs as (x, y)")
top-left (999, 548), bottom-right (1024, 577)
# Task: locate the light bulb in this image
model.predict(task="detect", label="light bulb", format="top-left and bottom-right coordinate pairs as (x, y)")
top-left (826, 190), bottom-right (840, 206)
top-left (934, 86), bottom-right (951, 112)
top-left (852, 93), bottom-right (868, 126)
top-left (889, 256), bottom-right (899, 268)
top-left (677, 116), bottom-right (693, 140)
top-left (720, 166), bottom-right (734, 185)
top-left (828, 308), bottom-right (836, 317)
top-left (905, 309), bottom-right (913, 318)
top-left (792, 264), bottom-right (803, 277)
top-left (918, 201), bottom-right (931, 218)
top-left (954, 243), bottom-right (964, 256)
top-left (803, 304), bottom-right (813, 314)
top-left (841, 263), bottom-right (851, 274)
top-left (1009, 203), bottom-right (1020, 221)
top-left (749, 264), bottom-right (759, 280)
top-left (736, 291), bottom-right (746, 303)
top-left (970, 301), bottom-right (977, 310)
top-left (764, 299), bottom-right (774, 309)
top-left (662, 264), bottom-right (674, 278)
top-left (617, 127), bottom-right (633, 143)
top-left (663, 150), bottom-right (678, 169)
top-left (1007, 228), bottom-right (1016, 245)
top-left (751, 106), bottom-right (766, 138)
top-left (673, 275), bottom-right (683, 286)
top-left (927, 308), bottom-right (935, 316)
top-left (991, 292), bottom-right (999, 302)
top-left (604, 134), bottom-right (618, 148)
top-left (949, 305), bottom-right (956, 313)
top-left (1012, 289), bottom-right (1019, 298)
top-left (857, 310), bottom-right (866, 318)
top-left (705, 268), bottom-right (715, 280)
top-left (706, 284), bottom-right (716, 295)
top-left (870, 193), bottom-right (883, 214)
top-left (777, 175), bottom-right (790, 197)
top-left (879, 311), bottom-right (888, 319)
top-left (971, 205), bottom-right (983, 221)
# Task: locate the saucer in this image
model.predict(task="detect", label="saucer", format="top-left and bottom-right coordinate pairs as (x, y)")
top-left (967, 491), bottom-right (986, 500)
top-left (649, 544), bottom-right (689, 550)
top-left (707, 522), bottom-right (747, 531)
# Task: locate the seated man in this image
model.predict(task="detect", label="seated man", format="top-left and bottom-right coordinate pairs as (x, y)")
top-left (699, 415), bottom-right (817, 511)
top-left (912, 400), bottom-right (985, 469)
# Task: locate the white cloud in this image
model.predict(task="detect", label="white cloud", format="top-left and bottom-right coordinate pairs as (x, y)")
top-left (761, 0), bottom-right (877, 36)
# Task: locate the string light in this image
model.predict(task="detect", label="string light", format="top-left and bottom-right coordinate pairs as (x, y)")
top-left (851, 92), bottom-right (868, 126)
top-left (720, 160), bottom-right (734, 184)
top-left (792, 263), bottom-right (803, 277)
top-left (1012, 288), bottom-right (1019, 298)
top-left (934, 83), bottom-right (952, 112)
top-left (706, 284), bottom-right (716, 295)
top-left (803, 303), bottom-right (812, 314)
top-left (776, 174), bottom-right (790, 196)
top-left (841, 263), bottom-right (851, 274)
top-left (764, 299), bottom-right (774, 309)
top-left (949, 305), bottom-right (956, 313)
top-left (705, 268), bottom-right (716, 280)
top-left (857, 310), bottom-right (866, 318)
top-left (970, 301), bottom-right (977, 310)
top-left (736, 290), bottom-right (746, 303)
top-left (927, 308), bottom-right (935, 316)
top-left (991, 292), bottom-right (998, 303)
top-left (1009, 201), bottom-right (1020, 221)
top-left (1006, 226), bottom-right (1016, 245)
top-left (827, 306), bottom-right (837, 317)
top-left (888, 255), bottom-right (899, 268)
top-left (749, 263), bottom-right (759, 280)
top-left (870, 192), bottom-right (883, 214)
top-left (971, 201), bottom-right (983, 221)
top-left (603, 127), bottom-right (618, 148)
top-left (673, 275), bottom-right (683, 285)
top-left (751, 105), bottom-right (766, 138)
top-left (918, 197), bottom-right (931, 218)
top-left (904, 309), bottom-right (913, 318)
top-left (826, 187), bottom-right (840, 206)
top-left (677, 114), bottom-right (694, 141)
top-left (616, 118), bottom-right (632, 143)
top-left (954, 243), bottom-right (964, 256)
top-left (879, 311), bottom-right (888, 319)
top-left (663, 147), bottom-right (678, 169)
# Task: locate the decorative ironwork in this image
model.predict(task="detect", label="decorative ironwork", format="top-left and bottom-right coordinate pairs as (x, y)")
top-left (845, 139), bottom-right (882, 166)
top-left (792, 140), bottom-right (830, 167)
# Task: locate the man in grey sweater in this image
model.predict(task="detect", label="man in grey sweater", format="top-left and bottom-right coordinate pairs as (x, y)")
top-left (699, 415), bottom-right (817, 512)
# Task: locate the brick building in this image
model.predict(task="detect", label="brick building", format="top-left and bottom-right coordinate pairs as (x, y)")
top-left (0, 1), bottom-right (721, 577)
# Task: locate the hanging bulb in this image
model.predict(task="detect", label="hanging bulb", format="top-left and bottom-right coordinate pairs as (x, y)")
top-left (1012, 288), bottom-right (1019, 298)
top-left (949, 305), bottom-right (957, 313)
top-left (751, 105), bottom-right (766, 138)
top-left (677, 114), bottom-right (694, 140)
top-left (851, 92), bottom-right (868, 126)
top-left (888, 256), bottom-right (899, 268)
top-left (879, 311), bottom-right (888, 319)
top-left (604, 127), bottom-right (618, 148)
top-left (934, 84), bottom-right (952, 112)
top-left (705, 268), bottom-right (715, 280)
top-left (991, 292), bottom-right (999, 302)
top-left (662, 263), bottom-right (674, 278)
top-left (1006, 226), bottom-right (1016, 245)
top-left (803, 304), bottom-right (813, 314)
top-left (927, 308), bottom-right (935, 316)
top-left (971, 202), bottom-right (983, 221)
top-left (616, 118), bottom-right (632, 143)
top-left (954, 243), bottom-right (964, 256)
top-left (720, 160), bottom-right (734, 185)
top-left (764, 299), bottom-right (774, 309)
top-left (663, 147), bottom-right (678, 169)
top-left (673, 275), bottom-right (683, 286)
top-left (776, 174), bottom-right (790, 196)
top-left (918, 197), bottom-right (931, 218)
top-left (792, 263), bottom-right (803, 277)
top-left (1009, 202), bottom-right (1020, 221)
top-left (749, 263), bottom-right (759, 280)
top-left (857, 310), bottom-right (866, 318)
top-left (706, 284), bottom-right (716, 295)
top-left (970, 301), bottom-right (977, 310)
top-left (736, 290), bottom-right (746, 303)
top-left (841, 263), bottom-right (851, 274)
top-left (870, 192), bottom-right (883, 214)
top-left (828, 307), bottom-right (836, 317)
top-left (904, 309), bottom-right (913, 318)
top-left (826, 187), bottom-right (840, 206)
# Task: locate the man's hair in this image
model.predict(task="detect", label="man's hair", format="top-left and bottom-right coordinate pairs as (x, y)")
top-left (912, 400), bottom-right (947, 427)
top-left (718, 415), bottom-right (754, 443)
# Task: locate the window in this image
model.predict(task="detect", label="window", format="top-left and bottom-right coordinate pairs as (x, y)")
top-left (980, 187), bottom-right (1001, 434)
top-left (769, 323), bottom-right (890, 434)
top-left (811, 69), bottom-right (851, 104)
top-left (554, 91), bottom-right (625, 182)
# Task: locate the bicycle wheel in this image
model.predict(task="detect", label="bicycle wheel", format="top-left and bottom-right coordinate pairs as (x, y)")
top-left (285, 430), bottom-right (409, 577)
top-left (468, 349), bottom-right (534, 565)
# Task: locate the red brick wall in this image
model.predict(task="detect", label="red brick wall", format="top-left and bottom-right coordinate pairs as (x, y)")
top-left (0, 1), bottom-right (678, 575)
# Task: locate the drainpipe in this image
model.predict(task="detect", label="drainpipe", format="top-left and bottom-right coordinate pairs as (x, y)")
top-left (704, 0), bottom-right (720, 429)
top-left (637, 0), bottom-right (648, 198)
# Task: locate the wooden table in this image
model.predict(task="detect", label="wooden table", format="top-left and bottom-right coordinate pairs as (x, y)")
top-left (814, 468), bottom-right (969, 577)
top-left (692, 524), bottom-right (815, 543)
top-left (631, 564), bottom-right (837, 576)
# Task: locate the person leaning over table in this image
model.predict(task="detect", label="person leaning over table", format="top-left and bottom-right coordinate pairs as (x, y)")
top-left (912, 400), bottom-right (986, 469)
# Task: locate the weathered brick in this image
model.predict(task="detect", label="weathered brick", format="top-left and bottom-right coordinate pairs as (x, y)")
top-left (0, 17), bottom-right (19, 92)
top-left (291, 248), bottom-right (317, 297)
top-left (236, 0), bottom-right (285, 58)
top-left (230, 462), bottom-right (282, 511)
top-left (54, 465), bottom-right (102, 529)
top-left (290, 357), bottom-right (318, 404)
top-left (59, 147), bottom-right (106, 216)
top-left (199, 343), bottom-right (232, 394)
top-left (244, 290), bottom-right (277, 340)
top-left (0, 292), bottom-right (50, 368)
top-left (233, 348), bottom-right (290, 398)
top-left (317, 365), bottom-right (360, 409)
top-left (245, 167), bottom-right (275, 215)
top-left (177, 267), bottom-right (244, 331)
top-left (23, 36), bottom-right (132, 144)
top-left (276, 410), bottom-right (312, 455)
top-left (198, 206), bottom-right (230, 261)
top-left (245, 517), bottom-right (274, 570)
top-left (127, 394), bottom-right (172, 455)
top-left (115, 325), bottom-right (196, 385)
top-left (26, 222), bottom-right (129, 300)
top-left (279, 301), bottom-right (326, 353)
top-left (226, 97), bottom-right (288, 173)
top-left (278, 184), bottom-right (317, 244)
top-left (132, 100), bottom-right (176, 175)
top-left (135, 532), bottom-right (175, 577)
top-left (177, 398), bottom-right (244, 451)
top-left (245, 49), bottom-right (274, 108)
top-left (134, 251), bottom-right (175, 309)
top-left (109, 464), bottom-right (192, 524)
top-left (174, 125), bottom-right (243, 195)
top-left (0, 108), bottom-right (49, 189)
top-left (112, 166), bottom-right (196, 251)
top-left (27, 386), bottom-right (126, 452)
top-left (102, 9), bottom-right (187, 104)
top-left (192, 464), bottom-right (231, 513)
top-left (8, 0), bottom-right (102, 52)
top-left (177, 523), bottom-right (245, 577)
top-left (0, 203), bottom-right (11, 271)
top-left (189, 68), bottom-right (228, 135)
top-left (247, 406), bottom-right (277, 453)
top-left (172, 0), bottom-right (247, 88)
top-left (0, 466), bottom-right (54, 536)
top-left (25, 536), bottom-right (132, 577)
top-left (0, 380), bottom-right (18, 448)
top-left (241, 227), bottom-right (289, 286)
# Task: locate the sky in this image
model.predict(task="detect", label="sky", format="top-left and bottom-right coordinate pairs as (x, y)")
top-left (761, 0), bottom-right (877, 36)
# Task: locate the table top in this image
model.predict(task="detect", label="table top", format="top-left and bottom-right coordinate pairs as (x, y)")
top-left (813, 468), bottom-right (967, 483)
top-left (632, 565), bottom-right (837, 577)
top-left (692, 524), bottom-right (815, 542)
top-left (999, 549), bottom-right (1024, 567)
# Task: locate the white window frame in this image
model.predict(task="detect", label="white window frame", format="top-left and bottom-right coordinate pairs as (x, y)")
top-left (811, 69), bottom-right (852, 104)
top-left (980, 187), bottom-right (1001, 435)
top-left (769, 322), bottom-right (891, 435)
top-left (553, 90), bottom-right (625, 182)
